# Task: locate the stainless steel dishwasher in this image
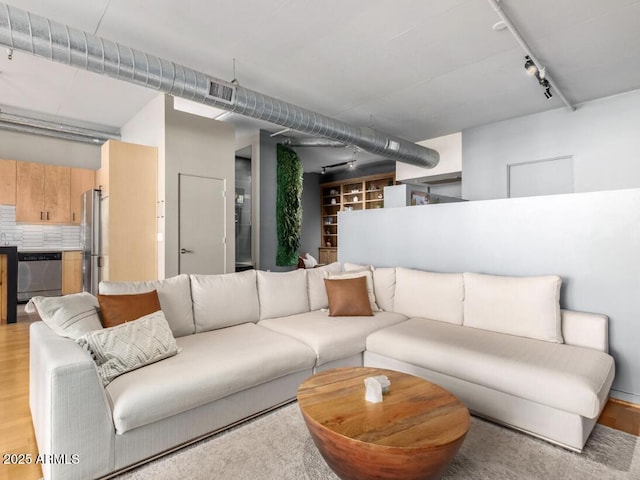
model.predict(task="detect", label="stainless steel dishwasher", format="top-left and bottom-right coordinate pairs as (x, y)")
top-left (17, 251), bottom-right (62, 302)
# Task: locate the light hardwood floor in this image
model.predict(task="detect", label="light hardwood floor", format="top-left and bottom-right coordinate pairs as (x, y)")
top-left (1, 319), bottom-right (638, 480)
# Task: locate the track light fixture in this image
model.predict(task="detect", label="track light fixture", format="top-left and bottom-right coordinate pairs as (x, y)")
top-left (320, 159), bottom-right (357, 174)
top-left (524, 56), bottom-right (552, 99)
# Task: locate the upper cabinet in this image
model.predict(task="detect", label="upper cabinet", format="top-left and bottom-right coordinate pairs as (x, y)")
top-left (70, 168), bottom-right (96, 224)
top-left (16, 162), bottom-right (70, 223)
top-left (9, 162), bottom-right (95, 224)
top-left (0, 159), bottom-right (17, 206)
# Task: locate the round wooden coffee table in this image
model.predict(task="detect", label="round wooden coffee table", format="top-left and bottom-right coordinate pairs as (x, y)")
top-left (297, 367), bottom-right (470, 480)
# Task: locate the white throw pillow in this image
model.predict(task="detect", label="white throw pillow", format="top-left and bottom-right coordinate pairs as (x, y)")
top-left (190, 270), bottom-right (259, 332)
top-left (463, 272), bottom-right (563, 343)
top-left (76, 310), bottom-right (180, 386)
top-left (27, 292), bottom-right (102, 340)
top-left (326, 270), bottom-right (380, 311)
top-left (302, 254), bottom-right (318, 269)
top-left (257, 269), bottom-right (309, 320)
top-left (394, 268), bottom-right (464, 325)
top-left (372, 268), bottom-right (396, 312)
top-left (307, 262), bottom-right (342, 310)
top-left (99, 274), bottom-right (194, 337)
top-left (343, 262), bottom-right (374, 272)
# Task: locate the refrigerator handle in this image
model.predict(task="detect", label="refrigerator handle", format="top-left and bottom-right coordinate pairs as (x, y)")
top-left (98, 257), bottom-right (103, 268)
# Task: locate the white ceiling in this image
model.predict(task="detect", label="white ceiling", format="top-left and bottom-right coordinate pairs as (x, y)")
top-left (1, 0), bottom-right (640, 172)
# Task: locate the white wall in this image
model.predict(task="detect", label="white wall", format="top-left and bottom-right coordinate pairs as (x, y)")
top-left (0, 129), bottom-right (101, 169)
top-left (120, 94), bottom-right (166, 277)
top-left (121, 94), bottom-right (235, 277)
top-left (338, 188), bottom-right (640, 403)
top-left (462, 89), bottom-right (640, 200)
top-left (396, 132), bottom-right (462, 183)
top-left (164, 98), bottom-right (236, 276)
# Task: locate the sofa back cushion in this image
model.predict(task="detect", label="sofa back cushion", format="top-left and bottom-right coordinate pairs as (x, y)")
top-left (343, 263), bottom-right (396, 312)
top-left (98, 274), bottom-right (194, 337)
top-left (257, 269), bottom-right (309, 320)
top-left (190, 270), bottom-right (260, 332)
top-left (307, 262), bottom-right (342, 310)
top-left (463, 272), bottom-right (563, 343)
top-left (394, 267), bottom-right (464, 324)
top-left (372, 268), bottom-right (396, 312)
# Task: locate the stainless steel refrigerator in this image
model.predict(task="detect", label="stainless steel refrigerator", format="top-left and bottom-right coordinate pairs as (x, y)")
top-left (81, 189), bottom-right (102, 294)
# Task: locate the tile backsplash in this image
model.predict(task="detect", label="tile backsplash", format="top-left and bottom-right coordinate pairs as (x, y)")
top-left (0, 205), bottom-right (82, 250)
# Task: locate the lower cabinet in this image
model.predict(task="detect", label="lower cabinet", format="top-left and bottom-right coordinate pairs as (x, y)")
top-left (318, 247), bottom-right (338, 265)
top-left (62, 251), bottom-right (83, 295)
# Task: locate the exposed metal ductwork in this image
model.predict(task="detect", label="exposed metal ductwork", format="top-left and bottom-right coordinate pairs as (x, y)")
top-left (0, 3), bottom-right (439, 168)
top-left (0, 109), bottom-right (120, 144)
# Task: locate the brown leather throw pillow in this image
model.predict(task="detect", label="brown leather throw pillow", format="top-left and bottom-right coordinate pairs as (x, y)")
top-left (324, 276), bottom-right (373, 317)
top-left (97, 290), bottom-right (162, 328)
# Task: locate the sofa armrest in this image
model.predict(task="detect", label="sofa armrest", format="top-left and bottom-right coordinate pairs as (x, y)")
top-left (30, 322), bottom-right (115, 480)
top-left (561, 309), bottom-right (609, 353)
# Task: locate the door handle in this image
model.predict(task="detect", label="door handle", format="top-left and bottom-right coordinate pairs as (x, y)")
top-left (180, 248), bottom-right (193, 254)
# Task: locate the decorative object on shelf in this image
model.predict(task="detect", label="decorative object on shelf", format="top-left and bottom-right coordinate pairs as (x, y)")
top-left (353, 196), bottom-right (358, 202)
top-left (377, 193), bottom-right (383, 199)
top-left (326, 240), bottom-right (332, 247)
top-left (325, 229), bottom-right (330, 235)
top-left (411, 191), bottom-right (429, 206)
top-left (330, 189), bottom-right (338, 196)
top-left (330, 198), bottom-right (336, 205)
top-left (276, 144), bottom-right (303, 266)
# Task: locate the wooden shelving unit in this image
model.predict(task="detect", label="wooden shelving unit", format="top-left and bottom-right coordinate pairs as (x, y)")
top-left (319, 173), bottom-right (394, 263)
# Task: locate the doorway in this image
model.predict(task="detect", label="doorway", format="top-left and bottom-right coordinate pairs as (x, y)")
top-left (178, 174), bottom-right (226, 274)
top-left (235, 148), bottom-right (253, 271)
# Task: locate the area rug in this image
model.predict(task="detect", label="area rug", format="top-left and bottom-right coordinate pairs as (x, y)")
top-left (115, 403), bottom-right (639, 480)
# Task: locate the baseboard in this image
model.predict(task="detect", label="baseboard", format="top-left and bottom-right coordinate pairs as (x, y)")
top-left (609, 389), bottom-right (640, 405)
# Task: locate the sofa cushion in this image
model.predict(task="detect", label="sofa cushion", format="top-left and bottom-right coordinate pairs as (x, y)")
top-left (259, 310), bottom-right (407, 366)
top-left (343, 264), bottom-right (396, 311)
top-left (99, 274), bottom-right (194, 337)
top-left (326, 270), bottom-right (379, 311)
top-left (307, 262), bottom-right (341, 310)
top-left (366, 318), bottom-right (614, 419)
top-left (372, 268), bottom-right (396, 312)
top-left (394, 268), bottom-right (464, 325)
top-left (97, 290), bottom-right (161, 328)
top-left (76, 310), bottom-right (179, 386)
top-left (324, 276), bottom-right (373, 317)
top-left (190, 270), bottom-right (259, 332)
top-left (105, 323), bottom-right (316, 434)
top-left (257, 269), bottom-right (309, 320)
top-left (463, 272), bottom-right (563, 343)
top-left (26, 292), bottom-right (102, 340)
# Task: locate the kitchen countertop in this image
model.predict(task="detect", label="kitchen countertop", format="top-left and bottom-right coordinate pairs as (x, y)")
top-left (17, 247), bottom-right (83, 252)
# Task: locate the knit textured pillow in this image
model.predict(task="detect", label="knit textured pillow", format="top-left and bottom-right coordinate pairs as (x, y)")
top-left (76, 310), bottom-right (180, 386)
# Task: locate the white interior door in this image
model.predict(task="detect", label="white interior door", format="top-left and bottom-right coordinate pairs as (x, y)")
top-left (179, 174), bottom-right (226, 274)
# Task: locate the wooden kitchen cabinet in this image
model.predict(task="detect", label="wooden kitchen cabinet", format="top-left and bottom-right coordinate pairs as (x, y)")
top-left (16, 162), bottom-right (71, 223)
top-left (62, 250), bottom-right (83, 295)
top-left (0, 159), bottom-right (17, 205)
top-left (99, 140), bottom-right (157, 282)
top-left (70, 168), bottom-right (96, 224)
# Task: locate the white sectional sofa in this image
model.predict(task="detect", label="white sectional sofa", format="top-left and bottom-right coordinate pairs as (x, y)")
top-left (29, 264), bottom-right (615, 480)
